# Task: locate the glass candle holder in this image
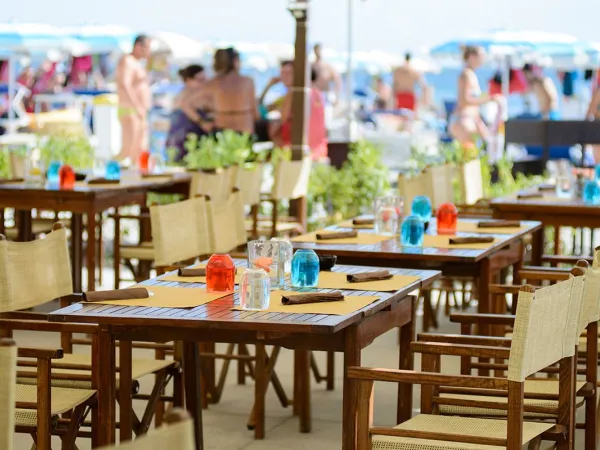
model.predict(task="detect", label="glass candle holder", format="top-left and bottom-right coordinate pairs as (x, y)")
top-left (270, 237), bottom-right (293, 274)
top-left (291, 249), bottom-right (320, 288)
top-left (400, 215), bottom-right (425, 247)
top-left (248, 240), bottom-right (285, 288)
top-left (239, 268), bottom-right (271, 310)
top-left (595, 164), bottom-right (600, 181)
top-left (411, 196), bottom-right (432, 223)
top-left (138, 151), bottom-right (151, 172)
top-left (47, 161), bottom-right (61, 184)
top-left (206, 254), bottom-right (235, 294)
top-left (436, 202), bottom-right (458, 235)
top-left (583, 179), bottom-right (600, 205)
top-left (24, 148), bottom-right (45, 187)
top-left (59, 165), bottom-right (76, 189)
top-left (374, 195), bottom-right (403, 217)
top-left (106, 160), bottom-right (121, 181)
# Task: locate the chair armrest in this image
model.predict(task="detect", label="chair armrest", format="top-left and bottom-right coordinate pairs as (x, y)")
top-left (347, 367), bottom-right (508, 390)
top-left (108, 213), bottom-right (152, 220)
top-left (489, 284), bottom-right (529, 295)
top-left (0, 319), bottom-right (98, 334)
top-left (450, 313), bottom-right (516, 326)
top-left (411, 341), bottom-right (511, 359)
top-left (518, 266), bottom-right (571, 281)
top-left (18, 347), bottom-right (63, 360)
top-left (417, 333), bottom-right (512, 348)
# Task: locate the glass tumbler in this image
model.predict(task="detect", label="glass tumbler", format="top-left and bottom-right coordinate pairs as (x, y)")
top-left (248, 240), bottom-right (285, 288)
top-left (411, 196), bottom-right (432, 223)
top-left (400, 215), bottom-right (425, 247)
top-left (239, 268), bottom-right (271, 310)
top-left (106, 160), bottom-right (121, 181)
top-left (47, 161), bottom-right (61, 184)
top-left (206, 253), bottom-right (236, 293)
top-left (270, 237), bottom-right (293, 274)
top-left (583, 179), bottom-right (600, 205)
top-left (436, 202), bottom-right (458, 235)
top-left (291, 249), bottom-right (320, 288)
top-left (59, 165), bottom-right (76, 189)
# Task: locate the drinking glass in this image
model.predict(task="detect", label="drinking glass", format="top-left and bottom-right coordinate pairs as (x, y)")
top-left (291, 249), bottom-right (320, 288)
top-left (270, 237), bottom-right (293, 274)
top-left (239, 268), bottom-right (270, 310)
top-left (46, 161), bottom-right (61, 184)
top-left (59, 165), bottom-right (76, 189)
top-left (373, 195), bottom-right (403, 217)
top-left (555, 175), bottom-right (573, 198)
top-left (106, 160), bottom-right (121, 181)
top-left (436, 202), bottom-right (458, 235)
top-left (400, 215), bottom-right (425, 247)
top-left (411, 196), bottom-right (432, 223)
top-left (583, 179), bottom-right (600, 205)
top-left (206, 253), bottom-right (235, 293)
top-left (247, 240), bottom-right (285, 288)
top-left (24, 148), bottom-right (45, 187)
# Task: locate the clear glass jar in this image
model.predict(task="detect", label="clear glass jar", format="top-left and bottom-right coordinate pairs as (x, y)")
top-left (247, 240), bottom-right (285, 288)
top-left (239, 268), bottom-right (270, 310)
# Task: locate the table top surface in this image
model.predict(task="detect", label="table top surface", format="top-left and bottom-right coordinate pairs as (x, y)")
top-left (49, 260), bottom-right (441, 334)
top-left (291, 218), bottom-right (541, 263)
top-left (491, 185), bottom-right (598, 213)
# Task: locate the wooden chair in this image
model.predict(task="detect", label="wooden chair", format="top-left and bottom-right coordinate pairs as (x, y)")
top-left (98, 409), bottom-right (194, 450)
top-left (1, 339), bottom-right (17, 450)
top-left (0, 224), bottom-right (179, 448)
top-left (254, 158), bottom-right (311, 238)
top-left (350, 276), bottom-right (584, 449)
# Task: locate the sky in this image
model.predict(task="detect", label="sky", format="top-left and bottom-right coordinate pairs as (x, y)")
top-left (1, 0), bottom-right (598, 54)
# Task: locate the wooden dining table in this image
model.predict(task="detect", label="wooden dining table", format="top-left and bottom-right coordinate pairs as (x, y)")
top-left (48, 260), bottom-right (440, 450)
top-left (292, 218), bottom-right (542, 323)
top-left (0, 172), bottom-right (191, 292)
top-left (491, 186), bottom-right (600, 263)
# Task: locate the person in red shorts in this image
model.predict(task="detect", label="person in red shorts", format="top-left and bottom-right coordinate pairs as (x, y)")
top-left (393, 52), bottom-right (427, 112)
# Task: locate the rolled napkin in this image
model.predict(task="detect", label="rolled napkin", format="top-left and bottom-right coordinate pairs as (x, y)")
top-left (281, 291), bottom-right (344, 305)
top-left (316, 230), bottom-right (358, 240)
top-left (83, 287), bottom-right (149, 302)
top-left (86, 178), bottom-right (120, 185)
top-left (537, 183), bottom-right (555, 192)
top-left (449, 236), bottom-right (495, 245)
top-left (178, 267), bottom-right (206, 277)
top-left (142, 173), bottom-right (172, 179)
top-left (517, 192), bottom-right (543, 199)
top-left (347, 270), bottom-right (393, 283)
top-left (352, 218), bottom-right (375, 226)
top-left (477, 220), bottom-right (521, 228)
top-left (0, 178), bottom-right (24, 183)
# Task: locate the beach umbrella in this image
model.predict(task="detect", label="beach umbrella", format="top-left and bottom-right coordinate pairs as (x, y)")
top-left (63, 24), bottom-right (134, 54)
top-left (152, 32), bottom-right (212, 62)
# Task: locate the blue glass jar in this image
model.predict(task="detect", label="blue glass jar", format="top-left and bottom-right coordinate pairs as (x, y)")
top-left (411, 196), bottom-right (432, 222)
top-left (400, 215), bottom-right (425, 247)
top-left (47, 161), bottom-right (61, 184)
top-left (105, 160), bottom-right (121, 181)
top-left (583, 179), bottom-right (600, 205)
top-left (595, 164), bottom-right (600, 181)
top-left (291, 249), bottom-right (320, 288)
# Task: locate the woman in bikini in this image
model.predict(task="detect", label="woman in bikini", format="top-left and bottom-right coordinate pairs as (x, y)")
top-left (182, 48), bottom-right (257, 135)
top-left (586, 86), bottom-right (600, 162)
top-left (449, 46), bottom-right (499, 151)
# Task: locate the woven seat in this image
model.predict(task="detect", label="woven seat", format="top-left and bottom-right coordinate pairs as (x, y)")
top-left (372, 414), bottom-right (553, 450)
top-left (17, 353), bottom-right (175, 389)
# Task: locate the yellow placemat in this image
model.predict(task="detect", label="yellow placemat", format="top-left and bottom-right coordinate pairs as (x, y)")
top-left (232, 290), bottom-right (380, 315)
top-left (159, 265), bottom-right (242, 284)
top-left (88, 285), bottom-right (231, 308)
top-left (338, 220), bottom-right (374, 230)
top-left (457, 220), bottom-right (525, 235)
top-left (423, 235), bottom-right (498, 249)
top-left (291, 231), bottom-right (392, 245)
top-left (317, 271), bottom-right (420, 292)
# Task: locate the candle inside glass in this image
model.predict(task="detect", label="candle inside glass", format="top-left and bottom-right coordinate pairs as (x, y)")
top-left (400, 215), bottom-right (425, 247)
top-left (206, 254), bottom-right (235, 293)
top-left (436, 202), bottom-right (458, 235)
top-left (291, 249), bottom-right (320, 288)
top-left (59, 165), bottom-right (76, 189)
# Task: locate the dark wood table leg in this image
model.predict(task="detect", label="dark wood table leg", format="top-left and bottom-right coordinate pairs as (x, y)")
top-left (294, 350), bottom-right (311, 433)
top-left (86, 210), bottom-right (97, 291)
top-left (342, 326), bottom-right (360, 450)
top-left (119, 340), bottom-right (133, 442)
top-left (92, 326), bottom-right (116, 447)
top-left (476, 258), bottom-right (492, 376)
top-left (183, 341), bottom-right (204, 450)
top-left (16, 209), bottom-right (32, 242)
top-left (70, 213), bottom-right (83, 292)
top-left (397, 296), bottom-right (416, 424)
top-left (531, 226), bottom-right (544, 265)
top-left (254, 343), bottom-right (267, 439)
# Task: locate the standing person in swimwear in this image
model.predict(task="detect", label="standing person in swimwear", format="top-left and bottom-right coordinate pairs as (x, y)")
top-left (586, 82), bottom-right (600, 162)
top-left (393, 52), bottom-right (427, 112)
top-left (116, 34), bottom-right (152, 164)
top-left (182, 48), bottom-right (256, 135)
top-left (449, 46), bottom-right (498, 150)
top-left (312, 43), bottom-right (342, 128)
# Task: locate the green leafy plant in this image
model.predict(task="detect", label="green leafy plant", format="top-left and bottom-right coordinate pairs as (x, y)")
top-left (37, 133), bottom-right (94, 169)
top-left (215, 130), bottom-right (253, 166)
top-left (0, 149), bottom-right (9, 178)
top-left (183, 134), bottom-right (224, 170)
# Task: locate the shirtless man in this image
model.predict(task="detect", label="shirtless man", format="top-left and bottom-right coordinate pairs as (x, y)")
top-left (393, 52), bottom-right (427, 112)
top-left (312, 43), bottom-right (342, 117)
top-left (116, 35), bottom-right (151, 163)
top-left (522, 63), bottom-right (559, 120)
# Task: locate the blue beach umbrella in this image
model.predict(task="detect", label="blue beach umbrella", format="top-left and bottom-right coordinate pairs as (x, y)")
top-left (63, 24), bottom-right (134, 54)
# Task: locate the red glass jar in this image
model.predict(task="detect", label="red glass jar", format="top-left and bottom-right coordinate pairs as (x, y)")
top-left (436, 202), bottom-right (458, 235)
top-left (59, 165), bottom-right (76, 189)
top-left (206, 254), bottom-right (235, 294)
top-left (138, 150), bottom-right (150, 172)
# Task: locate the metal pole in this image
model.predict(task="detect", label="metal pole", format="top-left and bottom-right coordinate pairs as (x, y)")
top-left (346, 0), bottom-right (353, 140)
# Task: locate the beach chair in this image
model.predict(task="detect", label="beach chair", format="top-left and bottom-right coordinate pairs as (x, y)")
top-left (98, 409), bottom-right (194, 450)
top-left (0, 223), bottom-right (178, 448)
top-left (0, 339), bottom-right (17, 450)
top-left (350, 274), bottom-right (585, 449)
